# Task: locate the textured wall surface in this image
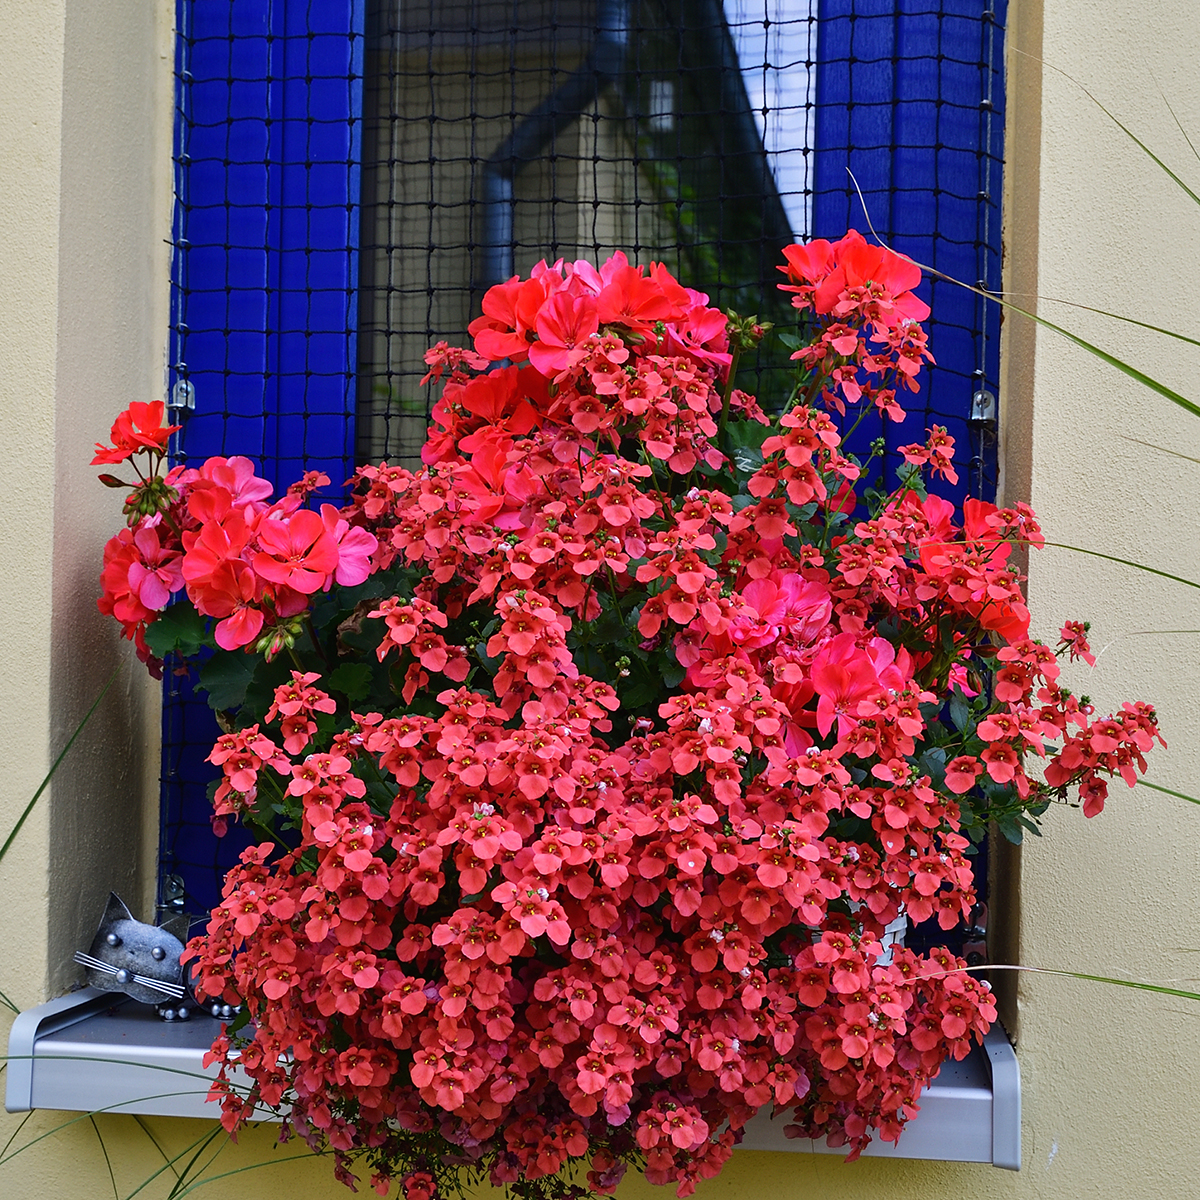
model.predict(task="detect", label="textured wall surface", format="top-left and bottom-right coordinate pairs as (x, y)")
top-left (4, 0), bottom-right (1200, 1195)
top-left (0, 0), bottom-right (174, 1188)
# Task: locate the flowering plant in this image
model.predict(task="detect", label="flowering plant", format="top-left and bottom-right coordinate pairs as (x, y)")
top-left (94, 232), bottom-right (1161, 1199)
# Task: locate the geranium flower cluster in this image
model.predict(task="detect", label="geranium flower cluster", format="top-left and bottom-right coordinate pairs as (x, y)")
top-left (96, 233), bottom-right (1161, 1200)
top-left (96, 451), bottom-right (377, 672)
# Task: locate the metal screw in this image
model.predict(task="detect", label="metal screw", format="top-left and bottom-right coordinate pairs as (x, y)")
top-left (162, 874), bottom-right (187, 912)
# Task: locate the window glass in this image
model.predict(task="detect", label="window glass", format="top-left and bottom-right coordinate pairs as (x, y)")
top-left (356, 0), bottom-right (818, 461)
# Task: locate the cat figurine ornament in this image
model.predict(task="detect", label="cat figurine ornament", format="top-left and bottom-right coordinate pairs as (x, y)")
top-left (74, 892), bottom-right (196, 1020)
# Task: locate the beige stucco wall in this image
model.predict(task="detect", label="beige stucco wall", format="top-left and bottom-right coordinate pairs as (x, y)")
top-left (5, 0), bottom-right (1200, 1195)
top-left (0, 0), bottom-right (172, 1007)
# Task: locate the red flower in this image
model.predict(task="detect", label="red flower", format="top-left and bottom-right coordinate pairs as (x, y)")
top-left (92, 401), bottom-right (180, 464)
top-left (103, 240), bottom-right (1160, 1200)
top-left (528, 290), bottom-right (600, 376)
top-left (252, 509), bottom-right (340, 594)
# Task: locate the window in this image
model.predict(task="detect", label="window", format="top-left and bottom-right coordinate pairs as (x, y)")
top-left (165, 0), bottom-right (1005, 925)
top-left (8, 2), bottom-right (1018, 1159)
top-left (356, 0), bottom-right (816, 460)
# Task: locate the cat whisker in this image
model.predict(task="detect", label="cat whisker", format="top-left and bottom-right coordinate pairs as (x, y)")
top-left (74, 952), bottom-right (186, 998)
top-left (74, 951), bottom-right (119, 975)
top-left (132, 976), bottom-right (186, 998)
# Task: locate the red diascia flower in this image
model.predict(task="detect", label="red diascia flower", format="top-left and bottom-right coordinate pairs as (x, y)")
top-left (89, 241), bottom-right (1158, 1200)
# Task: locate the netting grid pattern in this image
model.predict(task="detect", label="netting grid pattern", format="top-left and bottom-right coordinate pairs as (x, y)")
top-left (163, 0), bottom-right (1005, 920)
top-left (357, 0), bottom-right (817, 463)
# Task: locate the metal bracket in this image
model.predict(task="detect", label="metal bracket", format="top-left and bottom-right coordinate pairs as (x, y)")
top-left (169, 378), bottom-right (195, 412)
top-left (971, 388), bottom-right (997, 423)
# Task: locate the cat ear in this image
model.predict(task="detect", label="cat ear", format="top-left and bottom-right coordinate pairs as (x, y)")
top-left (100, 891), bottom-right (134, 930)
top-left (159, 913), bottom-right (190, 943)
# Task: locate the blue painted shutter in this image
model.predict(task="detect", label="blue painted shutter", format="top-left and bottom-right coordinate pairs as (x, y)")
top-left (166, 0), bottom-right (365, 913)
top-left (813, 0), bottom-right (1006, 503)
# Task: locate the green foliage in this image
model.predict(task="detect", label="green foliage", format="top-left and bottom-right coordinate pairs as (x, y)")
top-left (143, 601), bottom-right (210, 659)
top-left (197, 651), bottom-right (258, 713)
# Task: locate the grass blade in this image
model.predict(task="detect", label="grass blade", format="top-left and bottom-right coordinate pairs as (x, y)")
top-left (923, 274), bottom-right (1200, 420)
top-left (171, 1152), bottom-right (324, 1198)
top-left (89, 1115), bottom-right (120, 1200)
top-left (977, 962), bottom-right (1200, 1002)
top-left (1031, 296), bottom-right (1200, 350)
top-left (1036, 56), bottom-right (1200, 211)
top-left (0, 1101), bottom-right (219, 1172)
top-left (844, 175), bottom-right (1200, 425)
top-left (0, 666), bottom-right (121, 866)
top-left (1136, 778), bottom-right (1200, 806)
top-left (1039, 541), bottom-right (1200, 590)
top-left (1118, 435), bottom-right (1200, 466)
top-left (0, 1112), bottom-right (32, 1162)
top-left (160, 1125), bottom-right (226, 1200)
top-left (131, 1115), bottom-right (182, 1183)
top-left (119, 1126), bottom-right (225, 1200)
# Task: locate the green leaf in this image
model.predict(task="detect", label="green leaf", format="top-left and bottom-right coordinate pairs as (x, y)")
top-left (661, 656), bottom-right (686, 690)
top-left (327, 662), bottom-right (374, 703)
top-left (144, 601), bottom-right (210, 659)
top-left (240, 653), bottom-right (295, 720)
top-left (726, 418), bottom-right (772, 452)
top-left (918, 745), bottom-right (947, 790)
top-left (948, 691), bottom-right (973, 736)
top-left (995, 815), bottom-right (1024, 845)
top-left (574, 645), bottom-right (608, 680)
top-left (938, 616), bottom-right (958, 658)
top-left (198, 651), bottom-right (258, 712)
top-left (225, 1006), bottom-right (251, 1036)
top-left (620, 671), bottom-right (659, 710)
top-left (589, 606), bottom-right (630, 643)
top-left (731, 445), bottom-right (765, 478)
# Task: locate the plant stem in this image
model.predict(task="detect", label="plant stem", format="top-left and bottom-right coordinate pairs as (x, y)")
top-left (717, 343), bottom-right (744, 449)
top-left (304, 615), bottom-right (329, 667)
top-left (0, 666), bottom-right (120, 866)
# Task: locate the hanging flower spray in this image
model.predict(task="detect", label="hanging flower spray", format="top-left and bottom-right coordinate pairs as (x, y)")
top-left (94, 233), bottom-right (1160, 1198)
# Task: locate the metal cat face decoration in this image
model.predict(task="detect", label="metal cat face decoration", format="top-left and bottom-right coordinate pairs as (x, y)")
top-left (74, 892), bottom-right (188, 1007)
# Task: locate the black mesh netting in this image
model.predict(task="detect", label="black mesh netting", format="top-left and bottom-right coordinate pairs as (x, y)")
top-left (164, 0), bottom-right (1003, 933)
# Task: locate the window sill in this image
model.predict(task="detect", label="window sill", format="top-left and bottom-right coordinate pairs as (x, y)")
top-left (7, 988), bottom-right (1019, 1169)
top-left (738, 1023), bottom-right (1020, 1169)
top-left (4, 988), bottom-right (266, 1121)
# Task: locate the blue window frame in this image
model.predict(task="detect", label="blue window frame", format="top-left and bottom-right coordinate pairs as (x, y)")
top-left (813, 0), bottom-right (1005, 500)
top-left (165, 0), bottom-right (1006, 917)
top-left (165, 0), bottom-right (367, 913)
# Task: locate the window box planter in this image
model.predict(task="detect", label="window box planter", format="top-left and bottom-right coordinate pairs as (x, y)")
top-left (7, 987), bottom-right (1019, 1169)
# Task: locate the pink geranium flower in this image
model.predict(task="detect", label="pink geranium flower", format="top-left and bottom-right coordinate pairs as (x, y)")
top-left (252, 508), bottom-right (340, 594)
